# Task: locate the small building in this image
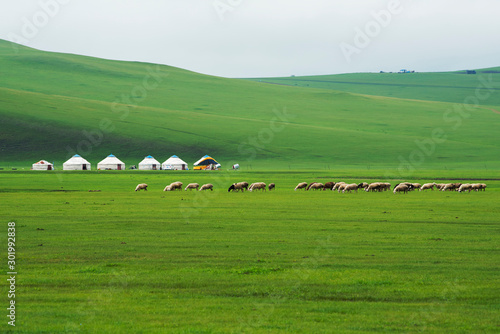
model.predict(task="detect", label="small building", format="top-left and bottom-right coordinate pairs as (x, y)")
top-left (63, 154), bottom-right (91, 170)
top-left (193, 155), bottom-right (220, 170)
top-left (162, 155), bottom-right (188, 170)
top-left (32, 160), bottom-right (54, 170)
top-left (138, 155), bottom-right (161, 170)
top-left (97, 154), bottom-right (125, 170)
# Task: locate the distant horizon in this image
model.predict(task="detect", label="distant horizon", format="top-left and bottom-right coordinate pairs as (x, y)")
top-left (3, 38), bottom-right (498, 80)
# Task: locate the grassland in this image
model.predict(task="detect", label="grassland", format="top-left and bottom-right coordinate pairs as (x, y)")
top-left (1, 170), bottom-right (499, 333)
top-left (246, 68), bottom-right (500, 106)
top-left (1, 39), bottom-right (499, 171)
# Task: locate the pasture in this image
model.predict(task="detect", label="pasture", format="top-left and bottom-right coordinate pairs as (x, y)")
top-left (1, 170), bottom-right (498, 333)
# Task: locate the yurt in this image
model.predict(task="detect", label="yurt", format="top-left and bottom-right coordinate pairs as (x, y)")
top-left (162, 155), bottom-right (188, 170)
top-left (63, 154), bottom-right (91, 170)
top-left (138, 155), bottom-right (161, 170)
top-left (97, 154), bottom-right (125, 170)
top-left (193, 155), bottom-right (220, 170)
top-left (32, 160), bottom-right (54, 170)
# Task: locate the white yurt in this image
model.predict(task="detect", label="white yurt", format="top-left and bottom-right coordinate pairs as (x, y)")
top-left (161, 155), bottom-right (188, 170)
top-left (63, 154), bottom-right (91, 170)
top-left (32, 160), bottom-right (54, 170)
top-left (138, 155), bottom-right (161, 170)
top-left (97, 154), bottom-right (125, 170)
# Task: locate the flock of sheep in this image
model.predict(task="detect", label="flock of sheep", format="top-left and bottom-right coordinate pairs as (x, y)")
top-left (134, 181), bottom-right (274, 192)
top-left (134, 181), bottom-right (486, 193)
top-left (294, 181), bottom-right (487, 194)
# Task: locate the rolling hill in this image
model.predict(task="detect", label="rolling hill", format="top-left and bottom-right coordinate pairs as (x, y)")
top-left (1, 39), bottom-right (499, 170)
top-left (245, 68), bottom-right (500, 106)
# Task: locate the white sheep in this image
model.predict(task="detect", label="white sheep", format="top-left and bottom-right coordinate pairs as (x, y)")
top-left (365, 182), bottom-right (381, 192)
top-left (393, 184), bottom-right (409, 194)
top-left (309, 183), bottom-right (324, 191)
top-left (342, 183), bottom-right (359, 193)
top-left (419, 183), bottom-right (436, 191)
top-left (135, 183), bottom-right (148, 191)
top-left (458, 184), bottom-right (472, 193)
top-left (164, 181), bottom-right (183, 191)
top-left (332, 182), bottom-right (346, 191)
top-left (185, 183), bottom-right (199, 191)
top-left (199, 184), bottom-right (213, 191)
top-left (228, 183), bottom-right (245, 192)
top-left (294, 182), bottom-right (308, 191)
top-left (249, 182), bottom-right (266, 191)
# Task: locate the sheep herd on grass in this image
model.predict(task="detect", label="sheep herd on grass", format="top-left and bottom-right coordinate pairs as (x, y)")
top-left (135, 180), bottom-right (487, 193)
top-left (294, 181), bottom-right (487, 194)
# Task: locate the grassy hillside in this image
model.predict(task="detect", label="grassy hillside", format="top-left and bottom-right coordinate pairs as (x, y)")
top-left (1, 39), bottom-right (499, 170)
top-left (246, 68), bottom-right (500, 106)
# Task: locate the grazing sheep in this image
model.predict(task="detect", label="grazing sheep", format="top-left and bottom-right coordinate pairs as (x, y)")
top-left (164, 181), bottom-right (183, 191)
top-left (365, 182), bottom-right (382, 192)
top-left (381, 183), bottom-right (391, 191)
top-left (471, 183), bottom-right (487, 191)
top-left (358, 182), bottom-right (369, 189)
top-left (135, 183), bottom-right (148, 191)
top-left (199, 184), bottom-right (214, 191)
top-left (185, 183), bottom-right (199, 191)
top-left (458, 184), bottom-right (472, 193)
top-left (435, 183), bottom-right (446, 191)
top-left (333, 182), bottom-right (346, 191)
top-left (237, 182), bottom-right (249, 190)
top-left (249, 182), bottom-right (266, 191)
top-left (228, 183), bottom-right (245, 192)
top-left (441, 183), bottom-right (462, 191)
top-left (398, 182), bottom-right (415, 191)
top-left (336, 183), bottom-right (348, 193)
top-left (470, 183), bottom-right (481, 192)
top-left (268, 183), bottom-right (275, 191)
top-left (294, 182), bottom-right (308, 191)
top-left (412, 183), bottom-right (422, 190)
top-left (306, 182), bottom-right (317, 191)
top-left (420, 183), bottom-right (436, 191)
top-left (309, 183), bottom-right (324, 191)
top-left (342, 183), bottom-right (359, 193)
top-left (393, 184), bottom-right (409, 194)
top-left (323, 182), bottom-right (335, 190)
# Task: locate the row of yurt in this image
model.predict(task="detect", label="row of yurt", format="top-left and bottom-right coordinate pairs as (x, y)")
top-left (138, 155), bottom-right (189, 170)
top-left (32, 154), bottom-right (215, 170)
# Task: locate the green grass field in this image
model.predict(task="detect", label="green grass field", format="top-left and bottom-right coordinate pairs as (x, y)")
top-left (0, 171), bottom-right (499, 333)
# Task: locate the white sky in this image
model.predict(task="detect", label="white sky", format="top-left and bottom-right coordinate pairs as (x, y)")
top-left (0, 0), bottom-right (499, 78)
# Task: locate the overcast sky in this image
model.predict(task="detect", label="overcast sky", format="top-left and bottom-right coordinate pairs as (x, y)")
top-left (1, 0), bottom-right (499, 78)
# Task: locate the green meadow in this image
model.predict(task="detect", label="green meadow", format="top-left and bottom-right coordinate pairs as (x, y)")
top-left (0, 171), bottom-right (499, 333)
top-left (1, 38), bottom-right (499, 333)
